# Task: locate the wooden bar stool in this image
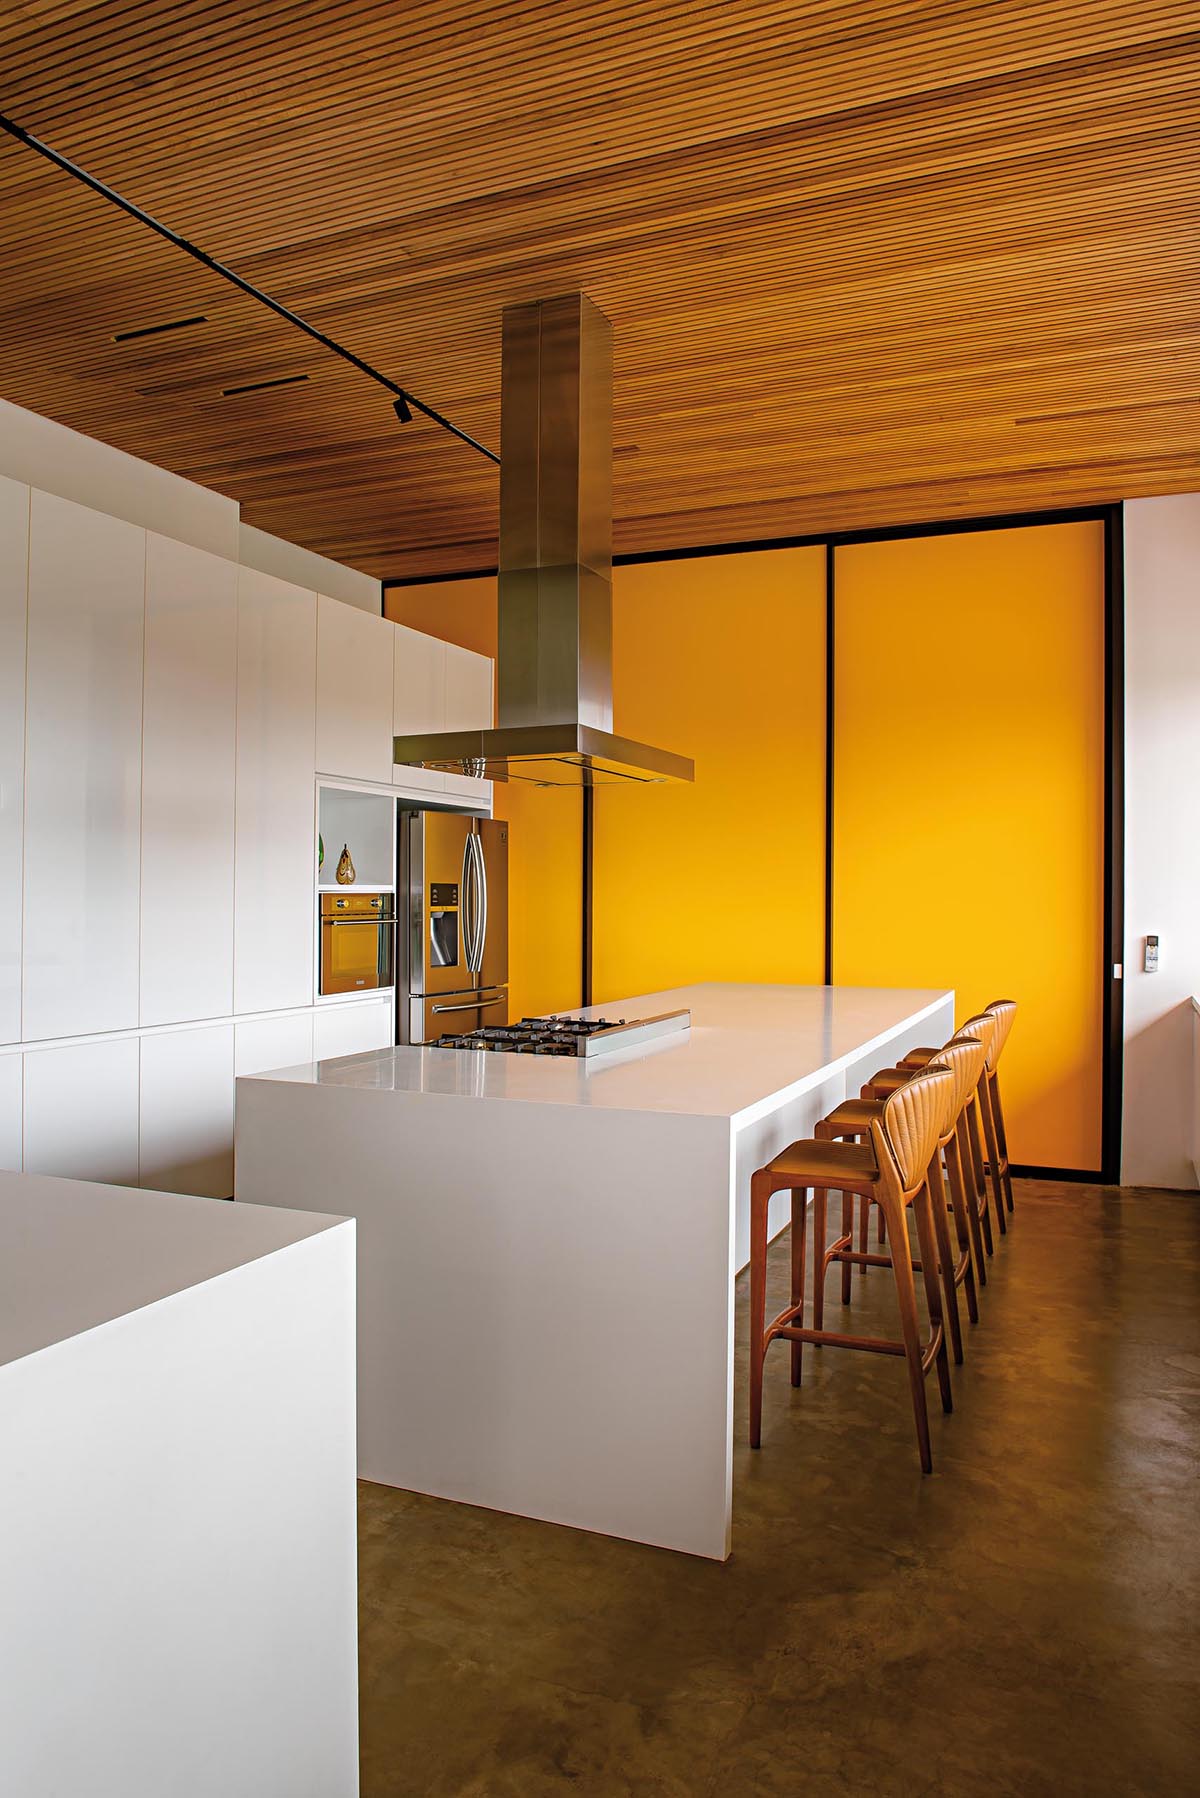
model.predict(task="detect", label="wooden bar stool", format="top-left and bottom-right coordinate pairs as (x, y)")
top-left (813, 1038), bottom-right (986, 1364)
top-left (872, 1013), bottom-right (1001, 1258)
top-left (749, 1066), bottom-right (955, 1473)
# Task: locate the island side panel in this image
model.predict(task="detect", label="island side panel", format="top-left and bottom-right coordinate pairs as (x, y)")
top-left (729, 992), bottom-right (955, 1270)
top-left (236, 1079), bottom-right (736, 1561)
top-left (0, 1224), bottom-right (358, 1798)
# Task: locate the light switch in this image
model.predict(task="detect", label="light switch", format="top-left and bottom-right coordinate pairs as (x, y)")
top-left (1144, 935), bottom-right (1160, 973)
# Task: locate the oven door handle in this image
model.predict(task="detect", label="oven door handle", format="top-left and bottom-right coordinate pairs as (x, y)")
top-left (322, 918), bottom-right (393, 927)
top-left (431, 995), bottom-right (506, 1016)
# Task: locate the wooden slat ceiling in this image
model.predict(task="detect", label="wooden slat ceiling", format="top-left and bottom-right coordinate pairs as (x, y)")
top-left (1, 0), bottom-right (1196, 578)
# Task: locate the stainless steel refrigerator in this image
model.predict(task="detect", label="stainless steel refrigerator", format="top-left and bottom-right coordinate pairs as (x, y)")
top-left (399, 811), bottom-right (509, 1042)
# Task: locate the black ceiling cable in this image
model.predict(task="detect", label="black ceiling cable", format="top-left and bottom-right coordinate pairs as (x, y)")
top-left (0, 110), bottom-right (500, 467)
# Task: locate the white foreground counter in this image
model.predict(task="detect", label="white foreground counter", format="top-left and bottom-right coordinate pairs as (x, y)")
top-left (0, 1172), bottom-right (358, 1798)
top-left (236, 983), bottom-right (952, 1560)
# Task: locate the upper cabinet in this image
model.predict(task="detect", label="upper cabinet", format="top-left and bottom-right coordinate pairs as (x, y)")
top-left (393, 623), bottom-right (447, 797)
top-left (393, 626), bottom-right (494, 807)
top-left (316, 595), bottom-right (395, 785)
top-left (141, 535), bottom-right (238, 1026)
top-left (234, 569), bottom-right (317, 1015)
top-left (0, 478), bottom-right (28, 1047)
top-left (23, 492), bottom-right (145, 1042)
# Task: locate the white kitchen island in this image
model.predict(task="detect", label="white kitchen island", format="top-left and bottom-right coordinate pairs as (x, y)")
top-left (236, 983), bottom-right (953, 1561)
top-left (0, 1171), bottom-right (358, 1798)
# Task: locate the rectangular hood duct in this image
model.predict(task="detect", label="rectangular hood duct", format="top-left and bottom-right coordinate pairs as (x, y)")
top-left (393, 293), bottom-right (694, 787)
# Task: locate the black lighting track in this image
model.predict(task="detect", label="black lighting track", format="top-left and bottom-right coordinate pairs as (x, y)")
top-left (0, 109), bottom-right (499, 469)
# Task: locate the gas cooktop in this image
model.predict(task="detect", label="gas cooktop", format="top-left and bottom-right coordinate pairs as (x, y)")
top-left (436, 1011), bottom-right (690, 1058)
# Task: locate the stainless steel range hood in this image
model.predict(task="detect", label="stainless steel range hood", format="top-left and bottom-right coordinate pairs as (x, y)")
top-left (393, 293), bottom-right (694, 787)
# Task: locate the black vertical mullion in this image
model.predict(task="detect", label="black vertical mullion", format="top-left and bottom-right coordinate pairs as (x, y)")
top-left (581, 784), bottom-right (594, 1008)
top-left (823, 542), bottom-right (835, 986)
top-left (1101, 505), bottom-right (1126, 1184)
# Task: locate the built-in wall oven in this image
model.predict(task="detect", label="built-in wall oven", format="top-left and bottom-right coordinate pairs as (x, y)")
top-left (319, 892), bottom-right (396, 996)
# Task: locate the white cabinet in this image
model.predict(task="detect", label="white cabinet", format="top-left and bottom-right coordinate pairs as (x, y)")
top-left (234, 1012), bottom-right (315, 1080)
top-left (443, 641), bottom-right (494, 809)
top-left (23, 1037), bottom-right (140, 1186)
top-left (392, 623), bottom-right (446, 796)
top-left (0, 1053), bottom-right (20, 1172)
top-left (393, 625), bottom-right (494, 808)
top-left (234, 569), bottom-right (317, 1014)
top-left (314, 997), bottom-right (393, 1062)
top-left (140, 1024), bottom-right (235, 1198)
top-left (23, 493), bottom-right (146, 1041)
top-left (316, 595), bottom-right (394, 784)
top-left (0, 477), bottom-right (28, 1046)
top-left (142, 535), bottom-right (237, 1026)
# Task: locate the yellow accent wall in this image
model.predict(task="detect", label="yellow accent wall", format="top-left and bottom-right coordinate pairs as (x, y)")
top-left (831, 522), bottom-right (1106, 1171)
top-left (384, 577), bottom-right (583, 1022)
top-left (592, 548), bottom-right (827, 1001)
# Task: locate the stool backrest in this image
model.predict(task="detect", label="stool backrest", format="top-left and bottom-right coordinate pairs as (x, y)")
top-left (931, 1037), bottom-right (986, 1120)
top-left (873, 1065), bottom-right (954, 1199)
top-left (956, 1010), bottom-right (997, 1070)
top-left (984, 999), bottom-right (1017, 1063)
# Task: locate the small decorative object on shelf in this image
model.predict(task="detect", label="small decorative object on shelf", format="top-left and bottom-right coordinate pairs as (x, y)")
top-left (318, 833), bottom-right (325, 872)
top-left (335, 843), bottom-right (356, 885)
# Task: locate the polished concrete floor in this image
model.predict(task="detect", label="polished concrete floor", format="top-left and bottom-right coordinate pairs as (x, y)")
top-left (358, 1182), bottom-right (1200, 1796)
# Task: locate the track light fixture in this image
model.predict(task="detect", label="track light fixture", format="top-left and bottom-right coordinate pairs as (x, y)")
top-left (0, 110), bottom-right (499, 468)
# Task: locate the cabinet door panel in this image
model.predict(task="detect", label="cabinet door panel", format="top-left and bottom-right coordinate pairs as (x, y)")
top-left (234, 1012), bottom-right (314, 1079)
top-left (140, 1024), bottom-right (235, 1198)
top-left (23, 1037), bottom-right (140, 1186)
top-left (0, 1052), bottom-right (20, 1172)
top-left (443, 642), bottom-right (494, 809)
top-left (142, 535), bottom-right (237, 1025)
top-left (314, 997), bottom-right (393, 1062)
top-left (24, 492), bottom-right (145, 1040)
top-left (393, 623), bottom-right (446, 795)
top-left (235, 570), bottom-right (317, 1014)
top-left (0, 478), bottom-right (28, 1045)
top-left (317, 596), bottom-right (394, 783)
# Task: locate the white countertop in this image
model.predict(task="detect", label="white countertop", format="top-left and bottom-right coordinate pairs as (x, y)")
top-left (0, 1170), bottom-right (347, 1371)
top-left (240, 982), bottom-right (952, 1124)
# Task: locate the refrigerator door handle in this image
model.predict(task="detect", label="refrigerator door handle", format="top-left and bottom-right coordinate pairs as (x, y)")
top-left (473, 832), bottom-right (488, 975)
top-left (460, 832), bottom-right (477, 976)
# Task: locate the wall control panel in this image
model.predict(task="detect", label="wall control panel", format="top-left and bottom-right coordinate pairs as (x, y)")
top-left (1144, 934), bottom-right (1160, 973)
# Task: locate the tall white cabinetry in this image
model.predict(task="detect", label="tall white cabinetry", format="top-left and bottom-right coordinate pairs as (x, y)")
top-left (316, 594), bottom-right (395, 784)
top-left (141, 535), bottom-right (237, 1025)
top-left (0, 477), bottom-right (28, 1047)
top-left (234, 569), bottom-right (317, 1015)
top-left (23, 492), bottom-right (145, 1042)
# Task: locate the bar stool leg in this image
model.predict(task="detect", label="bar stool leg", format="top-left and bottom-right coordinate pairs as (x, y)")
top-left (880, 1189), bottom-right (934, 1474)
top-left (858, 1194), bottom-right (870, 1275)
top-left (991, 1075), bottom-right (1016, 1212)
top-left (910, 1181), bottom-right (954, 1417)
top-left (954, 1113), bottom-right (988, 1286)
top-left (840, 1192), bottom-right (853, 1304)
top-left (749, 1172), bottom-right (771, 1449)
top-left (944, 1129), bottom-right (981, 1323)
top-left (790, 1188), bottom-right (808, 1387)
top-left (966, 1096), bottom-right (995, 1256)
top-left (812, 1187), bottom-right (828, 1333)
top-left (977, 1077), bottom-right (1008, 1239)
top-left (926, 1152), bottom-right (964, 1365)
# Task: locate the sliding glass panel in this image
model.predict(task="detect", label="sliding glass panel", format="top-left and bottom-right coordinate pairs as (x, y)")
top-left (593, 547), bottom-right (827, 1003)
top-left (832, 523), bottom-right (1105, 1171)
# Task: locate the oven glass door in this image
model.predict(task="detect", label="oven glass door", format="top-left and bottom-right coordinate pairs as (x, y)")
top-left (320, 916), bottom-right (394, 995)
